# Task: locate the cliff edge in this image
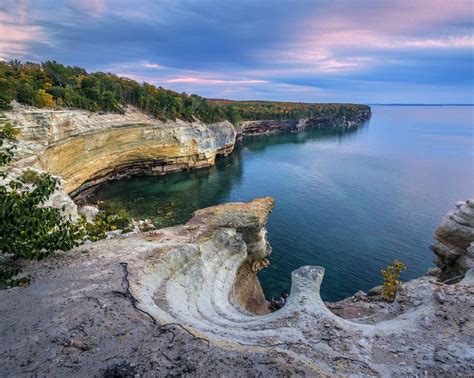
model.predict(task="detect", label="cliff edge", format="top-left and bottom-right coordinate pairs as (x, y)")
top-left (0, 199), bottom-right (472, 376)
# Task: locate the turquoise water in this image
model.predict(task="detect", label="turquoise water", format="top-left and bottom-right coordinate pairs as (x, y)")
top-left (92, 106), bottom-right (474, 301)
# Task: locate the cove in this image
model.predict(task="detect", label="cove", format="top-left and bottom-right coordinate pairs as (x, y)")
top-left (91, 105), bottom-right (474, 302)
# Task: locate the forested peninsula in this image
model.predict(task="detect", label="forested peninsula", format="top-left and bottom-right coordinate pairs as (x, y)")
top-left (0, 60), bottom-right (369, 125)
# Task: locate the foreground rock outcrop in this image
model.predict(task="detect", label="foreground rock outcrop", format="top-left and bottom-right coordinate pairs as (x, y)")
top-left (1, 199), bottom-right (473, 376)
top-left (430, 200), bottom-right (474, 281)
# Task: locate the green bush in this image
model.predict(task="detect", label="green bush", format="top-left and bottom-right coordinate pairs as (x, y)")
top-left (0, 122), bottom-right (82, 260)
top-left (0, 171), bottom-right (84, 260)
top-left (80, 203), bottom-right (131, 242)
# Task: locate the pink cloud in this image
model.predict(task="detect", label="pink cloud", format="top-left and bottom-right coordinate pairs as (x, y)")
top-left (402, 36), bottom-right (474, 49)
top-left (256, 1), bottom-right (473, 75)
top-left (0, 8), bottom-right (50, 60)
top-left (165, 76), bottom-right (267, 85)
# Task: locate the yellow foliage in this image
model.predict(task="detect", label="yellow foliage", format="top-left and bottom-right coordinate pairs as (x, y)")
top-left (55, 97), bottom-right (63, 110)
top-left (381, 260), bottom-right (406, 301)
top-left (37, 89), bottom-right (54, 108)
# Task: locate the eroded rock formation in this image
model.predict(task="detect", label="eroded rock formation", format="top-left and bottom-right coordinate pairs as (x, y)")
top-left (430, 199), bottom-right (474, 281)
top-left (1, 198), bottom-right (473, 376)
top-left (5, 103), bottom-right (236, 198)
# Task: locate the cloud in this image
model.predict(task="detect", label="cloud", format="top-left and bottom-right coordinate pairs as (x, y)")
top-left (164, 76), bottom-right (266, 85)
top-left (0, 0), bottom-right (472, 103)
top-left (142, 61), bottom-right (163, 69)
top-left (0, 3), bottom-right (51, 61)
top-left (68, 0), bottom-right (106, 17)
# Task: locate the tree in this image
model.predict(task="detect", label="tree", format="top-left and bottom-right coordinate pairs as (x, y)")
top-left (36, 89), bottom-right (54, 108)
top-left (0, 78), bottom-right (15, 110)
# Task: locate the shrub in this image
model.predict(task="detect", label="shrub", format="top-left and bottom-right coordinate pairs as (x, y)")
top-left (80, 210), bottom-right (131, 242)
top-left (97, 200), bottom-right (131, 230)
top-left (0, 172), bottom-right (84, 260)
top-left (0, 121), bottom-right (18, 165)
top-left (381, 260), bottom-right (407, 301)
top-left (0, 122), bottom-right (83, 260)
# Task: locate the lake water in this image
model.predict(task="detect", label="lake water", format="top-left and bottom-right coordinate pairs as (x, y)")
top-left (92, 106), bottom-right (474, 302)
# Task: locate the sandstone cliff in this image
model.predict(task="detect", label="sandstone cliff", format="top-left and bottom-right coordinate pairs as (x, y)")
top-left (5, 103), bottom-right (370, 199)
top-left (5, 103), bottom-right (236, 198)
top-left (237, 108), bottom-right (371, 136)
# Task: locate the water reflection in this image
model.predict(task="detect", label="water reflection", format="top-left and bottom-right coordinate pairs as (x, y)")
top-left (243, 125), bottom-right (364, 152)
top-left (90, 126), bottom-right (359, 227)
top-left (90, 143), bottom-right (243, 227)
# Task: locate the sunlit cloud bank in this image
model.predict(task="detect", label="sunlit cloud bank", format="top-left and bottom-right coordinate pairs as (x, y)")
top-left (1, 0), bottom-right (472, 103)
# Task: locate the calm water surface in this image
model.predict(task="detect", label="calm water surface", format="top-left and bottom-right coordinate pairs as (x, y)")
top-left (93, 106), bottom-right (474, 301)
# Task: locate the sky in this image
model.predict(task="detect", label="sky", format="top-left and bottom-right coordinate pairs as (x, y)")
top-left (1, 0), bottom-right (473, 103)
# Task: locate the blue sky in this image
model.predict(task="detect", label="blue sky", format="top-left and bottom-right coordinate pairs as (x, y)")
top-left (1, 0), bottom-right (473, 103)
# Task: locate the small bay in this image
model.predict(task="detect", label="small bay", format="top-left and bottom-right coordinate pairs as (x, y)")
top-left (92, 106), bottom-right (474, 301)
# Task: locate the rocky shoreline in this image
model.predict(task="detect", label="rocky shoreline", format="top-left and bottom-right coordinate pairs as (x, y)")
top-left (237, 108), bottom-right (372, 136)
top-left (0, 198), bottom-right (473, 376)
top-left (3, 104), bottom-right (474, 375)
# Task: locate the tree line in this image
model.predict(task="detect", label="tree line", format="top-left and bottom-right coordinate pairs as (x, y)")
top-left (0, 60), bottom-right (368, 124)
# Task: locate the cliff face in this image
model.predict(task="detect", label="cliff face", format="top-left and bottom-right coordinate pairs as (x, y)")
top-left (237, 107), bottom-right (371, 136)
top-left (0, 199), bottom-right (472, 376)
top-left (5, 104), bottom-right (236, 197)
top-left (5, 103), bottom-right (370, 198)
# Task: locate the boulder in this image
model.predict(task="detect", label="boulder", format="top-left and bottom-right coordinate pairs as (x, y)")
top-left (430, 200), bottom-right (474, 280)
top-left (78, 205), bottom-right (99, 222)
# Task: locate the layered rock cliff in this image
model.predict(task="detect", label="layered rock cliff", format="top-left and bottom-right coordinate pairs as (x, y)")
top-left (5, 103), bottom-right (236, 198)
top-left (5, 103), bottom-right (370, 199)
top-left (237, 108), bottom-right (371, 136)
top-left (0, 199), bottom-right (473, 376)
